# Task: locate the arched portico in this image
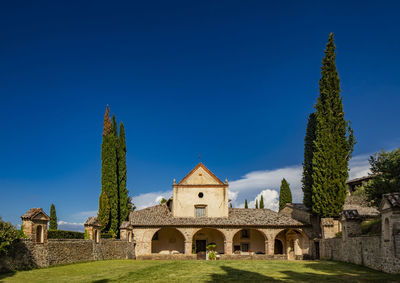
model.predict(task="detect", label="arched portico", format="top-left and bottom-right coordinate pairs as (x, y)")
top-left (232, 229), bottom-right (267, 254)
top-left (151, 227), bottom-right (185, 254)
top-left (274, 228), bottom-right (309, 259)
top-left (192, 228), bottom-right (225, 254)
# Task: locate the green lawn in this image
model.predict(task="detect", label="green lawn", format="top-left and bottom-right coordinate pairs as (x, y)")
top-left (1, 260), bottom-right (399, 283)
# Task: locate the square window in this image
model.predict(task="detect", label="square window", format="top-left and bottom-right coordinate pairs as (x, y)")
top-left (241, 230), bottom-right (249, 238)
top-left (195, 206), bottom-right (206, 217)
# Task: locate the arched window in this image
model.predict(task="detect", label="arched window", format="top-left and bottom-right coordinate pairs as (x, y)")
top-left (384, 218), bottom-right (390, 241)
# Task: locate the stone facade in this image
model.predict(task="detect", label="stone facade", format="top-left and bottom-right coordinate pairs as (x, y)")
top-left (21, 208), bottom-right (50, 244)
top-left (0, 238), bottom-right (136, 272)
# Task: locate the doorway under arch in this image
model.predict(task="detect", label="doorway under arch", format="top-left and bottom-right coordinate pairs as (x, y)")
top-left (274, 239), bottom-right (283, 254)
top-left (232, 229), bottom-right (266, 254)
top-left (192, 228), bottom-right (225, 255)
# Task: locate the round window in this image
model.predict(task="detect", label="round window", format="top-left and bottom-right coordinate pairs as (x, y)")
top-left (198, 192), bottom-right (204, 198)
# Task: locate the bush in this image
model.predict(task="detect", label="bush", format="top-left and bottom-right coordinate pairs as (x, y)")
top-left (0, 217), bottom-right (21, 255)
top-left (361, 218), bottom-right (381, 235)
top-left (335, 231), bottom-right (342, 238)
top-left (47, 230), bottom-right (84, 239)
top-left (208, 250), bottom-right (216, 260)
top-left (101, 231), bottom-right (114, 239)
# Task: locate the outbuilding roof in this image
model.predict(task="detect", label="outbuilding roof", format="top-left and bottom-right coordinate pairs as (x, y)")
top-left (128, 204), bottom-right (306, 227)
top-left (21, 208), bottom-right (50, 220)
top-left (84, 216), bottom-right (102, 227)
top-left (381, 192), bottom-right (400, 208)
top-left (342, 210), bottom-right (361, 221)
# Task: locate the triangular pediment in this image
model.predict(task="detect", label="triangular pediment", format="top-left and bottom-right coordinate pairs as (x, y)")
top-left (33, 212), bottom-right (50, 221)
top-left (178, 163), bottom-right (225, 185)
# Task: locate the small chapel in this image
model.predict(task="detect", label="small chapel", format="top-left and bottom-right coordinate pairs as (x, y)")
top-left (121, 163), bottom-right (312, 259)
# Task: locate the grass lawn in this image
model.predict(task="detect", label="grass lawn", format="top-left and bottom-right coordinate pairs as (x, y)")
top-left (1, 260), bottom-right (399, 283)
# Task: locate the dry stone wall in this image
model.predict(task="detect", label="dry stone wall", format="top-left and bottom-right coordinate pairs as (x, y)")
top-left (320, 235), bottom-right (400, 274)
top-left (0, 239), bottom-right (135, 272)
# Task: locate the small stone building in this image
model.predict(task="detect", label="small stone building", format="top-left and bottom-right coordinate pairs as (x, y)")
top-left (340, 210), bottom-right (362, 240)
top-left (84, 216), bottom-right (102, 243)
top-left (380, 193), bottom-right (400, 244)
top-left (123, 163), bottom-right (312, 259)
top-left (21, 208), bottom-right (50, 244)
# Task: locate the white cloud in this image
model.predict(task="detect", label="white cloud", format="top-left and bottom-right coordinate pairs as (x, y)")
top-left (57, 220), bottom-right (84, 232)
top-left (131, 190), bottom-right (172, 210)
top-left (248, 189), bottom-right (279, 211)
top-left (349, 154), bottom-right (371, 179)
top-left (229, 166), bottom-right (303, 207)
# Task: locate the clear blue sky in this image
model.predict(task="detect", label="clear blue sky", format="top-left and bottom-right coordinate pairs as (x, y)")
top-left (1, 1), bottom-right (399, 228)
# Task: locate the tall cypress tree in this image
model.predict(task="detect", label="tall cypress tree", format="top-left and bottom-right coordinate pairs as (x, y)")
top-left (49, 204), bottom-right (57, 230)
top-left (311, 33), bottom-right (355, 217)
top-left (118, 122), bottom-right (129, 223)
top-left (98, 191), bottom-right (110, 231)
top-left (259, 195), bottom-right (264, 209)
top-left (279, 178), bottom-right (292, 211)
top-left (99, 106), bottom-right (119, 235)
top-left (244, 199), bottom-right (248, 209)
top-left (302, 113), bottom-right (316, 209)
top-left (255, 199), bottom-right (258, 209)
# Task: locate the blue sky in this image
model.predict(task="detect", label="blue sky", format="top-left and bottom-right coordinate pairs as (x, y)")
top-left (1, 1), bottom-right (399, 230)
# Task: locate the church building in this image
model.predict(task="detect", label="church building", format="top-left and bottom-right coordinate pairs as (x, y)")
top-left (121, 163), bottom-right (312, 259)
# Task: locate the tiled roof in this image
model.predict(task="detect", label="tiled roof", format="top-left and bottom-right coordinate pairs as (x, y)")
top-left (120, 221), bottom-right (132, 229)
top-left (129, 204), bottom-right (305, 227)
top-left (343, 204), bottom-right (379, 218)
top-left (342, 210), bottom-right (361, 220)
top-left (346, 175), bottom-right (374, 185)
top-left (84, 216), bottom-right (102, 227)
top-left (21, 208), bottom-right (50, 220)
top-left (382, 192), bottom-right (400, 208)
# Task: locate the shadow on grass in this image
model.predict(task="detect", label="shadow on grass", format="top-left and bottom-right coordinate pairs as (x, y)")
top-left (91, 279), bottom-right (110, 283)
top-left (208, 266), bottom-right (279, 282)
top-left (0, 270), bottom-right (16, 283)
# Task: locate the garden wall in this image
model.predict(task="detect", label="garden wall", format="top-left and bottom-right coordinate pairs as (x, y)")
top-left (320, 235), bottom-right (400, 274)
top-left (0, 238), bottom-right (135, 272)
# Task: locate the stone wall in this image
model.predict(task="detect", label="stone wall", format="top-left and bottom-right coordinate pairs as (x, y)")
top-left (320, 235), bottom-right (400, 274)
top-left (0, 239), bottom-right (135, 272)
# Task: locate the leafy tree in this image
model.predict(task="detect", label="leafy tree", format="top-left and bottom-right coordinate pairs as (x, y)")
top-left (118, 122), bottom-right (129, 222)
top-left (98, 191), bottom-right (111, 231)
top-left (302, 113), bottom-right (316, 209)
top-left (160, 198), bottom-right (167, 204)
top-left (366, 148), bottom-right (400, 205)
top-left (0, 217), bottom-right (20, 255)
top-left (279, 178), bottom-right (292, 211)
top-left (244, 199), bottom-right (248, 209)
top-left (100, 107), bottom-right (118, 235)
top-left (259, 195), bottom-right (264, 209)
top-left (49, 204), bottom-right (57, 230)
top-left (311, 33), bottom-right (355, 217)
top-left (255, 199), bottom-right (258, 209)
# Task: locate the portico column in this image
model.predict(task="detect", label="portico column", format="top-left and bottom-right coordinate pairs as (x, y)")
top-left (184, 240), bottom-right (193, 255)
top-left (224, 240), bottom-right (233, 254)
top-left (267, 239), bottom-right (275, 255)
top-left (265, 240), bottom-right (269, 255)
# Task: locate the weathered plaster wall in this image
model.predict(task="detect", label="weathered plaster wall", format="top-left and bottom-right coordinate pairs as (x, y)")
top-left (0, 239), bottom-right (135, 272)
top-left (320, 235), bottom-right (400, 274)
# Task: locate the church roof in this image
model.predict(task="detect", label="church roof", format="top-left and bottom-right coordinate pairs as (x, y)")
top-left (128, 204), bottom-right (306, 227)
top-left (177, 163), bottom-right (226, 186)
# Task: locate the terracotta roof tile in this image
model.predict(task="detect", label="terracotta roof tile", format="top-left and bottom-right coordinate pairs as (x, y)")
top-left (129, 204), bottom-right (305, 227)
top-left (84, 216), bottom-right (102, 227)
top-left (21, 208), bottom-right (50, 220)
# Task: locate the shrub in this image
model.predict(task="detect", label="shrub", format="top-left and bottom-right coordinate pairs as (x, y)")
top-left (101, 231), bottom-right (114, 239)
top-left (0, 217), bottom-right (21, 255)
top-left (84, 230), bottom-right (90, 240)
top-left (335, 231), bottom-right (342, 238)
top-left (47, 230), bottom-right (84, 239)
top-left (361, 218), bottom-right (381, 235)
top-left (208, 250), bottom-right (216, 260)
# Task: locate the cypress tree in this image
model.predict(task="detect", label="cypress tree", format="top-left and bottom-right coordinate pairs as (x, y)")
top-left (302, 113), bottom-right (316, 209)
top-left (279, 178), bottom-right (292, 211)
top-left (49, 204), bottom-right (57, 230)
top-left (244, 199), bottom-right (248, 209)
top-left (99, 106), bottom-right (119, 234)
top-left (255, 199), bottom-right (258, 209)
top-left (118, 122), bottom-right (129, 223)
top-left (98, 191), bottom-right (111, 231)
top-left (230, 203), bottom-right (233, 208)
top-left (259, 195), bottom-right (264, 209)
top-left (311, 33), bottom-right (355, 217)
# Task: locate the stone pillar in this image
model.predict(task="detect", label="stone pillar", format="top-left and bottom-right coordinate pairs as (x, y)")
top-left (267, 239), bottom-right (275, 255)
top-left (265, 240), bottom-right (269, 255)
top-left (224, 240), bottom-right (233, 254)
top-left (184, 240), bottom-right (193, 254)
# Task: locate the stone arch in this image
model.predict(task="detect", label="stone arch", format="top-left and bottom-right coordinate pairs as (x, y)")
top-left (192, 228), bottom-right (225, 254)
top-left (151, 227), bottom-right (185, 254)
top-left (384, 218), bottom-right (390, 241)
top-left (36, 225), bottom-right (43, 243)
top-left (274, 228), bottom-right (309, 257)
top-left (232, 228), bottom-right (267, 254)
